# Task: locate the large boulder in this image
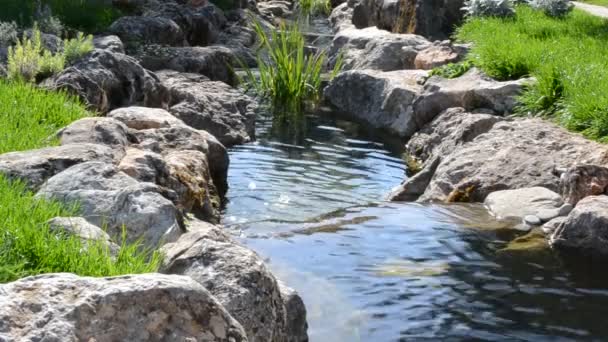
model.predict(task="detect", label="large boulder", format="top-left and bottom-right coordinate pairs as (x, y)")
top-left (0, 273), bottom-right (248, 341)
top-left (36, 161), bottom-right (183, 248)
top-left (43, 49), bottom-right (170, 113)
top-left (0, 144), bottom-right (122, 191)
top-left (329, 27), bottom-right (430, 71)
top-left (158, 70), bottom-right (256, 146)
top-left (93, 35), bottom-right (125, 54)
top-left (47, 217), bottom-right (120, 255)
top-left (136, 45), bottom-right (237, 85)
top-left (414, 40), bottom-right (465, 70)
top-left (325, 69), bottom-right (428, 137)
top-left (329, 3), bottom-right (355, 32)
top-left (353, 0), bottom-right (465, 40)
top-left (108, 106), bottom-right (184, 130)
top-left (391, 112), bottom-right (608, 202)
top-left (161, 222), bottom-right (308, 342)
top-left (57, 117), bottom-right (131, 148)
top-left (559, 164), bottom-right (608, 205)
top-left (109, 16), bottom-right (186, 47)
top-left (550, 195), bottom-right (608, 259)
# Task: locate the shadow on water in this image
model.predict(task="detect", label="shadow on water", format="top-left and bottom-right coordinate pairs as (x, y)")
top-left (224, 109), bottom-right (608, 341)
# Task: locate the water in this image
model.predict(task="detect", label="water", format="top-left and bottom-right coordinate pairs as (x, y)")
top-left (223, 113), bottom-right (608, 341)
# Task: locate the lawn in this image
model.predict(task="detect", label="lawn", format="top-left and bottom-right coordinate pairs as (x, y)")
top-left (0, 81), bottom-right (161, 283)
top-left (456, 5), bottom-right (608, 140)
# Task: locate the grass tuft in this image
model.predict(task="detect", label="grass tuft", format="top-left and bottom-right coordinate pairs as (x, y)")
top-left (456, 5), bottom-right (608, 141)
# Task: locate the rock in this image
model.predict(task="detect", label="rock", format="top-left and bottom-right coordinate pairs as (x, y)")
top-left (498, 228), bottom-right (549, 257)
top-left (158, 70), bottom-right (256, 146)
top-left (108, 106), bottom-right (183, 130)
top-left (146, 2), bottom-right (227, 46)
top-left (542, 216), bottom-right (566, 235)
top-left (37, 161), bottom-right (183, 248)
top-left (559, 203), bottom-right (573, 216)
top-left (109, 16), bottom-right (186, 47)
top-left (414, 68), bottom-right (529, 118)
top-left (353, 0), bottom-right (465, 40)
top-left (0, 144), bottom-right (121, 191)
top-left (23, 29), bottom-right (62, 53)
top-left (0, 273), bottom-right (248, 341)
top-left (162, 224), bottom-right (308, 342)
top-left (57, 117), bottom-right (130, 147)
top-left (43, 49), bottom-right (170, 113)
top-left (47, 217), bottom-right (120, 255)
top-left (417, 118), bottom-right (608, 202)
top-left (389, 156), bottom-right (440, 201)
top-left (137, 45), bottom-right (237, 85)
top-left (414, 40), bottom-right (461, 70)
top-left (559, 164), bottom-right (608, 205)
top-left (93, 35), bottom-right (125, 54)
top-left (484, 187), bottom-right (563, 222)
top-left (325, 69), bottom-right (428, 137)
top-left (278, 281), bottom-right (309, 342)
top-left (329, 27), bottom-right (430, 71)
top-left (258, 0), bottom-right (293, 19)
top-left (536, 208), bottom-right (561, 222)
top-left (524, 215), bottom-right (542, 226)
top-left (550, 195), bottom-right (608, 258)
top-left (329, 3), bottom-right (355, 32)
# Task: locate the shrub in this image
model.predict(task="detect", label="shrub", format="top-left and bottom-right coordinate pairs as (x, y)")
top-left (7, 26), bottom-right (65, 81)
top-left (0, 21), bottom-right (18, 46)
top-left (530, 0), bottom-right (573, 17)
top-left (241, 20), bottom-right (341, 120)
top-left (63, 32), bottom-right (94, 64)
top-left (462, 0), bottom-right (516, 18)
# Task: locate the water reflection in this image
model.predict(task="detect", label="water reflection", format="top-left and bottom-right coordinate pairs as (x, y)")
top-left (224, 113), bottom-right (608, 341)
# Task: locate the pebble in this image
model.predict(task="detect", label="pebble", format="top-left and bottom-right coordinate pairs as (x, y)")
top-left (524, 215), bottom-right (542, 226)
top-left (558, 203), bottom-right (573, 216)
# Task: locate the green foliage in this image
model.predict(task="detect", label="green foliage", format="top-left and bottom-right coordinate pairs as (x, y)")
top-left (429, 61), bottom-right (474, 79)
top-left (0, 81), bottom-right (87, 154)
top-left (457, 5), bottom-right (608, 140)
top-left (299, 0), bottom-right (332, 17)
top-left (63, 32), bottom-right (94, 64)
top-left (242, 20), bottom-right (341, 120)
top-left (0, 0), bottom-right (124, 32)
top-left (7, 26), bottom-right (65, 81)
top-left (38, 15), bottom-right (63, 36)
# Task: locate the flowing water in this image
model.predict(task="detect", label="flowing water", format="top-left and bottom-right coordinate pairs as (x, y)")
top-left (223, 112), bottom-right (608, 341)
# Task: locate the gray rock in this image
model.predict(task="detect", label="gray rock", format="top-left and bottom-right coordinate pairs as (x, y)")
top-left (559, 203), bottom-right (573, 216)
top-left (162, 223), bottom-right (308, 342)
top-left (414, 40), bottom-right (462, 70)
top-left (48, 217), bottom-right (120, 255)
top-left (108, 106), bottom-right (183, 130)
top-left (550, 195), bottom-right (608, 258)
top-left (329, 27), bottom-right (430, 71)
top-left (559, 164), bottom-right (608, 205)
top-left (109, 16), bottom-right (186, 47)
top-left (23, 29), bottom-right (62, 53)
top-left (414, 68), bottom-right (529, 118)
top-left (325, 69), bottom-right (428, 137)
top-left (57, 117), bottom-right (130, 147)
top-left (542, 216), bottom-right (566, 235)
top-left (0, 144), bottom-right (121, 191)
top-left (43, 49), bottom-right (170, 113)
top-left (137, 45), bottom-right (237, 85)
top-left (278, 281), bottom-right (309, 342)
top-left (329, 3), bottom-right (355, 32)
top-left (484, 187), bottom-right (563, 221)
top-left (93, 35), bottom-right (125, 54)
top-left (0, 273), bottom-right (248, 341)
top-left (158, 70), bottom-right (256, 146)
top-left (536, 208), bottom-right (561, 222)
top-left (524, 214), bottom-right (542, 226)
top-left (258, 0), bottom-right (293, 19)
top-left (37, 161), bottom-right (183, 248)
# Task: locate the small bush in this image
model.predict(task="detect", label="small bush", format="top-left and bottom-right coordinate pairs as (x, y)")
top-left (530, 0), bottom-right (573, 17)
top-left (0, 21), bottom-right (18, 46)
top-left (63, 32), bottom-right (94, 64)
top-left (7, 26), bottom-right (64, 81)
top-left (462, 0), bottom-right (516, 18)
top-left (429, 61), bottom-right (474, 79)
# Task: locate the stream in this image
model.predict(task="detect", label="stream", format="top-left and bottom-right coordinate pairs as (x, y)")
top-left (223, 112), bottom-right (608, 341)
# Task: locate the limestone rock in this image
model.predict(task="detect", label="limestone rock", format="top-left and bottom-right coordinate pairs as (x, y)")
top-left (137, 45), bottom-right (237, 85)
top-left (108, 106), bottom-right (183, 130)
top-left (414, 40), bottom-right (462, 70)
top-left (93, 35), bottom-right (125, 54)
top-left (37, 161), bottom-right (183, 248)
top-left (329, 3), bottom-right (355, 32)
top-left (0, 144), bottom-right (121, 191)
top-left (550, 195), bottom-right (608, 258)
top-left (158, 70), bottom-right (256, 146)
top-left (278, 281), bottom-right (309, 342)
top-left (329, 27), bottom-right (430, 71)
top-left (542, 216), bottom-right (566, 235)
top-left (0, 273), bottom-right (248, 341)
top-left (57, 117), bottom-right (130, 147)
top-left (162, 223), bottom-right (308, 342)
top-left (109, 16), bottom-right (186, 47)
top-left (43, 49), bottom-right (170, 113)
top-left (325, 69), bottom-right (428, 137)
top-left (47, 217), bottom-right (120, 255)
top-left (559, 164), bottom-right (608, 205)
top-left (484, 187), bottom-right (563, 222)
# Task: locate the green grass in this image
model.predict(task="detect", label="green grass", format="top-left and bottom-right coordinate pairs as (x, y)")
top-left (456, 5), bottom-right (608, 140)
top-left (298, 0), bottom-right (331, 17)
top-left (0, 81), bottom-right (161, 283)
top-left (242, 20), bottom-right (341, 121)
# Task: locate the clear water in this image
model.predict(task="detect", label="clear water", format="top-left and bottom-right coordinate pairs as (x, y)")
top-left (223, 113), bottom-right (608, 342)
